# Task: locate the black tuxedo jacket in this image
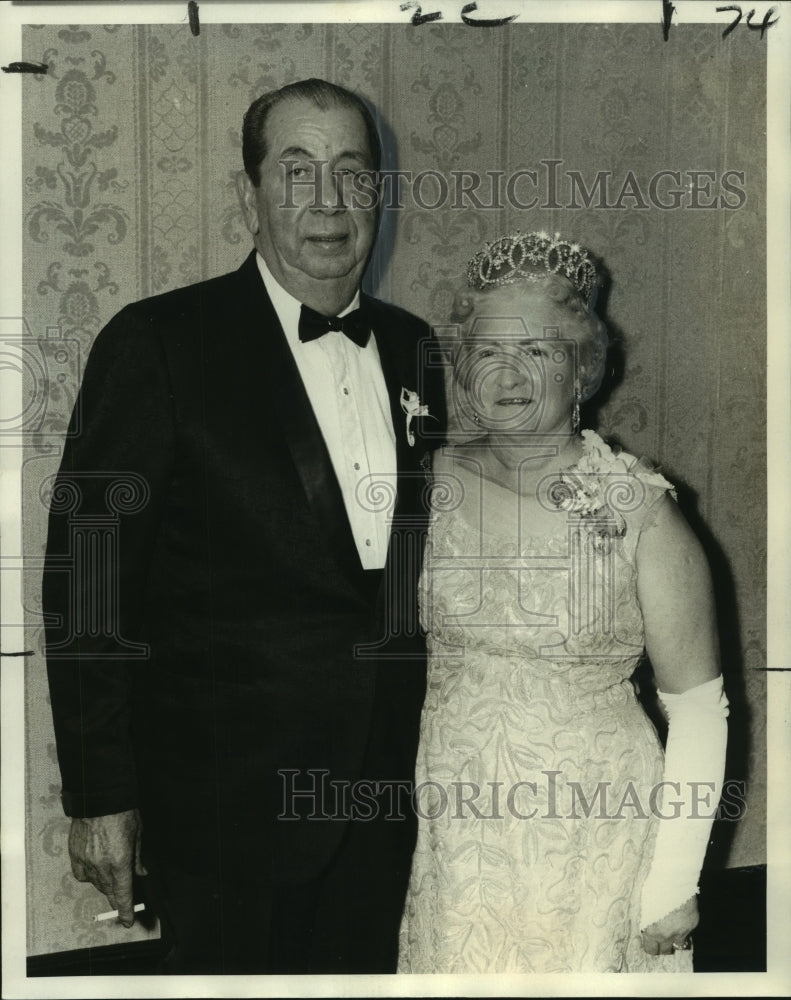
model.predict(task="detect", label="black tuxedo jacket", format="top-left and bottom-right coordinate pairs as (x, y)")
top-left (43, 251), bottom-right (446, 884)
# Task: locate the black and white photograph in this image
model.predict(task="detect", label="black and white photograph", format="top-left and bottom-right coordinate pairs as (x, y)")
top-left (0, 1), bottom-right (788, 996)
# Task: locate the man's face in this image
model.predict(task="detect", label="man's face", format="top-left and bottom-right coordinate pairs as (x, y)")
top-left (237, 97), bottom-right (379, 303)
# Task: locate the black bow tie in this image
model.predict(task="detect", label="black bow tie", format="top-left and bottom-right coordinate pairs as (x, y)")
top-left (298, 304), bottom-right (371, 348)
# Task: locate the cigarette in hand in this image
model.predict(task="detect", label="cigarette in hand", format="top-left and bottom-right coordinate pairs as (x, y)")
top-left (93, 902), bottom-right (146, 922)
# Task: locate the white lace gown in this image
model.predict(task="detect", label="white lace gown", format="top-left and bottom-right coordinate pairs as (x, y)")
top-left (398, 431), bottom-right (693, 974)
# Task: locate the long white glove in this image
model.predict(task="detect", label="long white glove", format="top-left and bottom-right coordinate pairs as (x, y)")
top-left (639, 674), bottom-right (729, 930)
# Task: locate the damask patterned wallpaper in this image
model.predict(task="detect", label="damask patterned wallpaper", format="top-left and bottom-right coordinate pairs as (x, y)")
top-left (22, 23), bottom-right (766, 956)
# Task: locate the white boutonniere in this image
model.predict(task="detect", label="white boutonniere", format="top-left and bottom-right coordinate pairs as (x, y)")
top-left (400, 388), bottom-right (432, 447)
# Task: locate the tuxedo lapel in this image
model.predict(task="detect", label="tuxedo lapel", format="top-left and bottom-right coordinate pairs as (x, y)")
top-left (361, 294), bottom-right (435, 654)
top-left (238, 253), bottom-right (366, 588)
top-left (364, 295), bottom-right (414, 477)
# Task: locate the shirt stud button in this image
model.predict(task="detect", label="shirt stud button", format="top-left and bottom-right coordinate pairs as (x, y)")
top-left (354, 462), bottom-right (360, 470)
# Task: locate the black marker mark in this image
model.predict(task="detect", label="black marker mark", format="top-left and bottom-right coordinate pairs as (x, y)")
top-left (717, 4), bottom-right (744, 37)
top-left (746, 5), bottom-right (779, 38)
top-left (460, 2), bottom-right (518, 27)
top-left (1, 61), bottom-right (48, 75)
top-left (0, 650), bottom-right (35, 657)
top-left (717, 4), bottom-right (779, 38)
top-left (400, 1), bottom-right (443, 26)
top-left (754, 667), bottom-right (791, 671)
top-left (661, 0), bottom-right (676, 41)
top-left (188, 0), bottom-right (200, 37)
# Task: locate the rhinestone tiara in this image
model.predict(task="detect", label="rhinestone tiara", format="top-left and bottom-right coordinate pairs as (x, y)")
top-left (466, 231), bottom-right (599, 306)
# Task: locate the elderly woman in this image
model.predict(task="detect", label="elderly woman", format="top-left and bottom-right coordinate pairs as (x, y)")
top-left (398, 233), bottom-right (728, 974)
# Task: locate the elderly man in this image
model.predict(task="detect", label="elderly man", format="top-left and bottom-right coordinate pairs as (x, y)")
top-left (43, 78), bottom-right (445, 974)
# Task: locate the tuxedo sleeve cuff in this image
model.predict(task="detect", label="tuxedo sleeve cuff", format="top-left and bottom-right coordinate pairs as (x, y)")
top-left (61, 784), bottom-right (139, 819)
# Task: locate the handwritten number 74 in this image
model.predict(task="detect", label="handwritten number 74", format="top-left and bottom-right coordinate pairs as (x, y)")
top-left (716, 5), bottom-right (779, 38)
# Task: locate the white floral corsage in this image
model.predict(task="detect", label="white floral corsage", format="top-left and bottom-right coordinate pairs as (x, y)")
top-left (400, 388), bottom-right (433, 447)
top-left (553, 471), bottom-right (627, 548)
top-left (555, 475), bottom-right (607, 518)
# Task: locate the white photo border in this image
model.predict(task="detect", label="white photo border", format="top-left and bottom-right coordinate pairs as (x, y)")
top-left (1, 2), bottom-right (788, 997)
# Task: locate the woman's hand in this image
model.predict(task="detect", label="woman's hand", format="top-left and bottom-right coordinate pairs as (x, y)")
top-left (641, 896), bottom-right (699, 956)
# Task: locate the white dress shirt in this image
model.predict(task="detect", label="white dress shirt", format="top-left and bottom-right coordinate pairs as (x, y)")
top-left (256, 254), bottom-right (397, 570)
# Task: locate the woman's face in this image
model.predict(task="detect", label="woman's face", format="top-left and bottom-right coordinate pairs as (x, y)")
top-left (457, 285), bottom-right (580, 436)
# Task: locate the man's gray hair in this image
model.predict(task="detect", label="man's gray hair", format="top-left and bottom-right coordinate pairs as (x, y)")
top-left (242, 77), bottom-right (382, 186)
